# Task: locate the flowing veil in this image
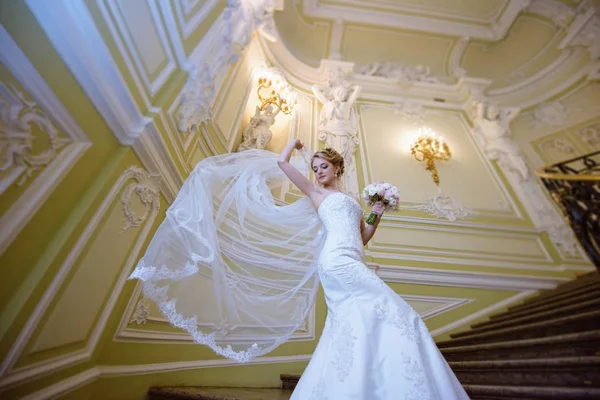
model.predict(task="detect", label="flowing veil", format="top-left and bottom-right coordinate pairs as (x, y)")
top-left (128, 149), bottom-right (324, 363)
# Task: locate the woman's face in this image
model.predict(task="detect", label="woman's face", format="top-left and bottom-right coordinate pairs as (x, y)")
top-left (312, 157), bottom-right (337, 186)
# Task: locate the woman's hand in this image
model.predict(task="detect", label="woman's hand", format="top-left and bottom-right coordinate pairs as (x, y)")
top-left (371, 201), bottom-right (385, 216)
top-left (292, 139), bottom-right (304, 150)
top-left (362, 201), bottom-right (385, 245)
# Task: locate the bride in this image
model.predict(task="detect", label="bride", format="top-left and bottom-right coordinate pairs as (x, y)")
top-left (279, 140), bottom-right (468, 399)
top-left (129, 139), bottom-right (469, 399)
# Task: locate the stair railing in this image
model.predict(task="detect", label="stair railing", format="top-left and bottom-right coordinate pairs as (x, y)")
top-left (536, 151), bottom-right (600, 270)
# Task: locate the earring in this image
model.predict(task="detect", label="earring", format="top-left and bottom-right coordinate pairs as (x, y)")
top-left (334, 172), bottom-right (338, 177)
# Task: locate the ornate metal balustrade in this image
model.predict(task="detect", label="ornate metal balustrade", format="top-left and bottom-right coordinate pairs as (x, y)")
top-left (537, 151), bottom-right (600, 269)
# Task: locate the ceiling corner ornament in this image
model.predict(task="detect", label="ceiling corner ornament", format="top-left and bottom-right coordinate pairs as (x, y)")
top-left (393, 100), bottom-right (427, 125)
top-left (177, 0), bottom-right (276, 134)
top-left (533, 101), bottom-right (568, 129)
top-left (0, 82), bottom-right (71, 195)
top-left (129, 296), bottom-right (150, 325)
top-left (357, 62), bottom-right (439, 85)
top-left (579, 123), bottom-right (600, 147)
top-left (541, 138), bottom-right (575, 154)
top-left (120, 166), bottom-right (162, 232)
top-left (405, 187), bottom-right (475, 222)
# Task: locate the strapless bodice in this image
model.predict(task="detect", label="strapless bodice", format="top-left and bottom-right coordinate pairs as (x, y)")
top-left (317, 192), bottom-right (364, 263)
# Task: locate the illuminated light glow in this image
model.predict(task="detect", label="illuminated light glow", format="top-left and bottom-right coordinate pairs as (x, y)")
top-left (410, 126), bottom-right (451, 186)
top-left (255, 68), bottom-right (297, 115)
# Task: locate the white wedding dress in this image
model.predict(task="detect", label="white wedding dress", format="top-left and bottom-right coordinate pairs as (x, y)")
top-left (128, 150), bottom-right (469, 398)
top-left (290, 192), bottom-right (469, 400)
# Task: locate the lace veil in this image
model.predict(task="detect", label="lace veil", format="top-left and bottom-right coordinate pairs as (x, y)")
top-left (128, 149), bottom-right (324, 363)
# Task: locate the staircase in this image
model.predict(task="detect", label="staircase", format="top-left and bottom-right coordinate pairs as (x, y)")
top-left (431, 270), bottom-right (600, 399)
top-left (148, 387), bottom-right (292, 400)
top-left (148, 272), bottom-right (600, 399)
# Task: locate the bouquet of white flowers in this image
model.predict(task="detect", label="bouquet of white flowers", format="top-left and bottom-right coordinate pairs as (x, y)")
top-left (361, 181), bottom-right (400, 225)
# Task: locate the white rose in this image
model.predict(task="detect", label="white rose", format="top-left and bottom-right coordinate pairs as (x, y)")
top-left (383, 183), bottom-right (391, 190)
top-left (368, 187), bottom-right (377, 196)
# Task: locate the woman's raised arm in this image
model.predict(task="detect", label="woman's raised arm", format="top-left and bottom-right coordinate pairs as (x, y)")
top-left (277, 139), bottom-right (318, 199)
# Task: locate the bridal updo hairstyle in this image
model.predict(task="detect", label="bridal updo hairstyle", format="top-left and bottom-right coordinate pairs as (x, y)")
top-left (311, 148), bottom-right (345, 178)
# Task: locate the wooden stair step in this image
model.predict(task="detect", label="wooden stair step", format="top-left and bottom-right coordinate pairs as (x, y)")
top-left (463, 384), bottom-right (600, 399)
top-left (148, 387), bottom-right (292, 400)
top-left (437, 309), bottom-right (600, 348)
top-left (453, 297), bottom-right (600, 338)
top-left (146, 383), bottom-right (600, 399)
top-left (450, 356), bottom-right (600, 387)
top-left (504, 281), bottom-right (600, 314)
top-left (441, 330), bottom-right (600, 361)
top-left (528, 272), bottom-right (600, 299)
top-left (279, 374), bottom-right (300, 390)
top-left (468, 397), bottom-right (539, 400)
top-left (478, 289), bottom-right (600, 327)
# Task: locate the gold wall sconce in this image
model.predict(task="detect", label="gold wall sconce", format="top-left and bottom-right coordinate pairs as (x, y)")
top-left (410, 127), bottom-right (451, 185)
top-left (256, 69), bottom-right (297, 115)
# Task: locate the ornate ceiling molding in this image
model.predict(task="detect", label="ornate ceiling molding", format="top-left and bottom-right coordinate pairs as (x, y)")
top-left (25, 0), bottom-right (277, 203)
top-left (25, 0), bottom-right (153, 146)
top-left (259, 35), bottom-right (492, 108)
top-left (302, 0), bottom-right (530, 40)
top-left (269, 1), bottom-right (600, 108)
top-left (0, 26), bottom-right (92, 256)
top-left (261, 26), bottom-right (597, 111)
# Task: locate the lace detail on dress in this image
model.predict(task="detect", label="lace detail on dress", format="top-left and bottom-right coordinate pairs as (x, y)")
top-left (318, 267), bottom-right (334, 284)
top-left (331, 320), bottom-right (357, 381)
top-left (318, 193), bottom-right (364, 258)
top-left (399, 352), bottom-right (433, 400)
top-left (349, 264), bottom-right (387, 291)
top-left (322, 314), bottom-right (336, 341)
top-left (309, 379), bottom-right (328, 400)
top-left (374, 300), bottom-right (422, 344)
